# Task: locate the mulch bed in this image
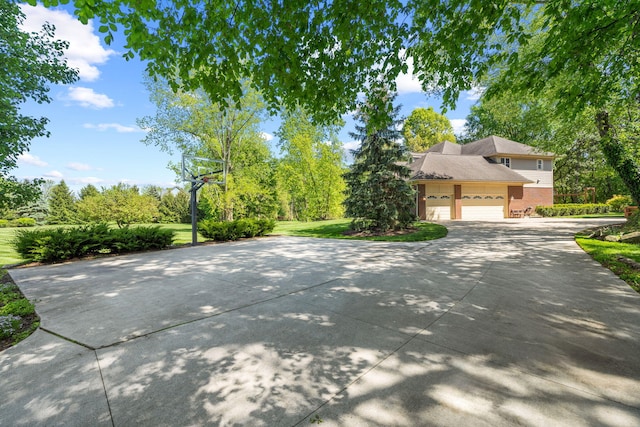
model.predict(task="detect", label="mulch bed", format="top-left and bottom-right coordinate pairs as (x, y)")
top-left (342, 227), bottom-right (418, 238)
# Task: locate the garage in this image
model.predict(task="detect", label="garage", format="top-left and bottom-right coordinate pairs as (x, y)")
top-left (461, 185), bottom-right (507, 219)
top-left (424, 183), bottom-right (453, 220)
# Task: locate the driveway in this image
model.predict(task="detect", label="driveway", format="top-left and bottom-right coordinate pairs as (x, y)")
top-left (2, 218), bottom-right (640, 426)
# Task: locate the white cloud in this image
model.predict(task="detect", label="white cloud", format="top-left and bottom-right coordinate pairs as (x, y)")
top-left (395, 56), bottom-right (424, 95)
top-left (67, 177), bottom-right (105, 185)
top-left (19, 4), bottom-right (116, 82)
top-left (66, 162), bottom-right (92, 171)
top-left (83, 123), bottom-right (141, 133)
top-left (343, 140), bottom-right (361, 152)
top-left (394, 50), bottom-right (428, 94)
top-left (44, 170), bottom-right (64, 179)
top-left (465, 87), bottom-right (484, 101)
top-left (67, 87), bottom-right (114, 108)
top-left (17, 153), bottom-right (48, 167)
top-left (260, 132), bottom-right (274, 142)
top-left (450, 119), bottom-right (467, 135)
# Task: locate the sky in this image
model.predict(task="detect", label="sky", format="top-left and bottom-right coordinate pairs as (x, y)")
top-left (14, 3), bottom-right (481, 195)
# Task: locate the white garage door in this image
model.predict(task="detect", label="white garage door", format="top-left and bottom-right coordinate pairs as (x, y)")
top-left (424, 184), bottom-right (453, 220)
top-left (461, 185), bottom-right (506, 220)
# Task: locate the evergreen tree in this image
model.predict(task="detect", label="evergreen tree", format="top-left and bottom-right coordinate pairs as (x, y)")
top-left (79, 184), bottom-right (99, 200)
top-left (47, 180), bottom-right (77, 224)
top-left (15, 180), bottom-right (55, 224)
top-left (159, 190), bottom-right (191, 223)
top-left (142, 185), bottom-right (163, 201)
top-left (343, 91), bottom-right (416, 232)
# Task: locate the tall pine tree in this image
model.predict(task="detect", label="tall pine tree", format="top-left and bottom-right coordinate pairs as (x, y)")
top-left (343, 91), bottom-right (416, 232)
top-left (47, 180), bottom-right (77, 224)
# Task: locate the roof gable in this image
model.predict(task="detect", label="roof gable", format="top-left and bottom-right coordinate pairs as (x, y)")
top-left (426, 141), bottom-right (462, 155)
top-left (461, 135), bottom-right (554, 157)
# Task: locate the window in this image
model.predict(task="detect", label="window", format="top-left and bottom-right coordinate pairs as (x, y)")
top-left (500, 157), bottom-right (511, 168)
top-left (537, 159), bottom-right (543, 170)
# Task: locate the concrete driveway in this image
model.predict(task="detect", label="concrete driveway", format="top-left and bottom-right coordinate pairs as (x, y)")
top-left (2, 218), bottom-right (640, 426)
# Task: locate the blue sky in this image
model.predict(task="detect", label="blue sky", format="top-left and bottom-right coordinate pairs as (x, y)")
top-left (14, 3), bottom-right (480, 195)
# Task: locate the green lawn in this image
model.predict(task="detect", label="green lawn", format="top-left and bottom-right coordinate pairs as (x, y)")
top-left (576, 235), bottom-right (640, 293)
top-left (0, 228), bottom-right (23, 267)
top-left (273, 219), bottom-right (448, 242)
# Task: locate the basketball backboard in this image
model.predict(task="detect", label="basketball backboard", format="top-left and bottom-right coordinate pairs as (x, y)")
top-left (181, 154), bottom-right (225, 185)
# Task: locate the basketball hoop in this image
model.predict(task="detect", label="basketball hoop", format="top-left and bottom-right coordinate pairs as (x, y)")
top-left (181, 153), bottom-right (226, 246)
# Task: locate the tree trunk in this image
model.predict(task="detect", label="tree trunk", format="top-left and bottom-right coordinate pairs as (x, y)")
top-left (595, 111), bottom-right (640, 205)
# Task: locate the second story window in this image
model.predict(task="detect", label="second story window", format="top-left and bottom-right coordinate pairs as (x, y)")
top-left (500, 157), bottom-right (511, 168)
top-left (537, 159), bottom-right (543, 170)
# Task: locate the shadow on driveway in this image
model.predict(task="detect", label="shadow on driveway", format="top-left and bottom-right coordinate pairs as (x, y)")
top-left (2, 218), bottom-right (639, 426)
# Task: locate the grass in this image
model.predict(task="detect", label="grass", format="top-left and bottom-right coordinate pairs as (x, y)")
top-left (0, 270), bottom-right (39, 351)
top-left (576, 233), bottom-right (640, 293)
top-left (569, 212), bottom-right (625, 218)
top-left (273, 219), bottom-right (448, 241)
top-left (0, 228), bottom-right (24, 267)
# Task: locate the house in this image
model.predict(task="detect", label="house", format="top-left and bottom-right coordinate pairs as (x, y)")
top-left (408, 135), bottom-right (554, 220)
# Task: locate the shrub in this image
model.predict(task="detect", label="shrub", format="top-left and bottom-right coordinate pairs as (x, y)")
top-left (255, 218), bottom-right (276, 235)
top-left (109, 226), bottom-right (174, 253)
top-left (0, 315), bottom-right (22, 339)
top-left (0, 219), bottom-right (8, 228)
top-left (535, 204), bottom-right (610, 217)
top-left (13, 223), bottom-right (175, 263)
top-left (198, 218), bottom-right (276, 241)
top-left (606, 195), bottom-right (634, 213)
top-left (11, 218), bottom-right (37, 227)
top-left (625, 209), bottom-right (640, 230)
top-left (0, 299), bottom-right (34, 316)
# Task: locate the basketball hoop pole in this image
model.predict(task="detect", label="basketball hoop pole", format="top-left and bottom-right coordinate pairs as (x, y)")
top-left (182, 153), bottom-right (225, 246)
top-left (188, 169), bottom-right (223, 246)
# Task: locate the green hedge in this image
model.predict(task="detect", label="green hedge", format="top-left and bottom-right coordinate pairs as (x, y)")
top-left (535, 204), bottom-right (610, 217)
top-left (13, 224), bottom-right (175, 263)
top-left (198, 218), bottom-right (276, 241)
top-left (606, 194), bottom-right (634, 212)
top-left (0, 218), bottom-right (36, 228)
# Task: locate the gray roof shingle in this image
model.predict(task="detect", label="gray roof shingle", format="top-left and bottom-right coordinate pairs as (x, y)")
top-left (426, 141), bottom-right (462, 155)
top-left (461, 135), bottom-right (554, 157)
top-left (409, 153), bottom-right (533, 183)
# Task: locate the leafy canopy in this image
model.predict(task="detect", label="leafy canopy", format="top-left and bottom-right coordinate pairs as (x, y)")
top-left (35, 0), bottom-right (408, 124)
top-left (403, 107), bottom-right (455, 152)
top-left (276, 106), bottom-right (345, 221)
top-left (31, 1), bottom-right (640, 122)
top-left (1, 1), bottom-right (78, 208)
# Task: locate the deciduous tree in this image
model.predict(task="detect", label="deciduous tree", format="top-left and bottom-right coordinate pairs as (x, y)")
top-left (276, 107), bottom-right (345, 221)
top-left (40, 1), bottom-right (640, 201)
top-left (1, 1), bottom-right (78, 209)
top-left (138, 78), bottom-right (272, 220)
top-left (403, 107), bottom-right (455, 152)
top-left (76, 184), bottom-right (159, 227)
top-left (462, 93), bottom-right (629, 203)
